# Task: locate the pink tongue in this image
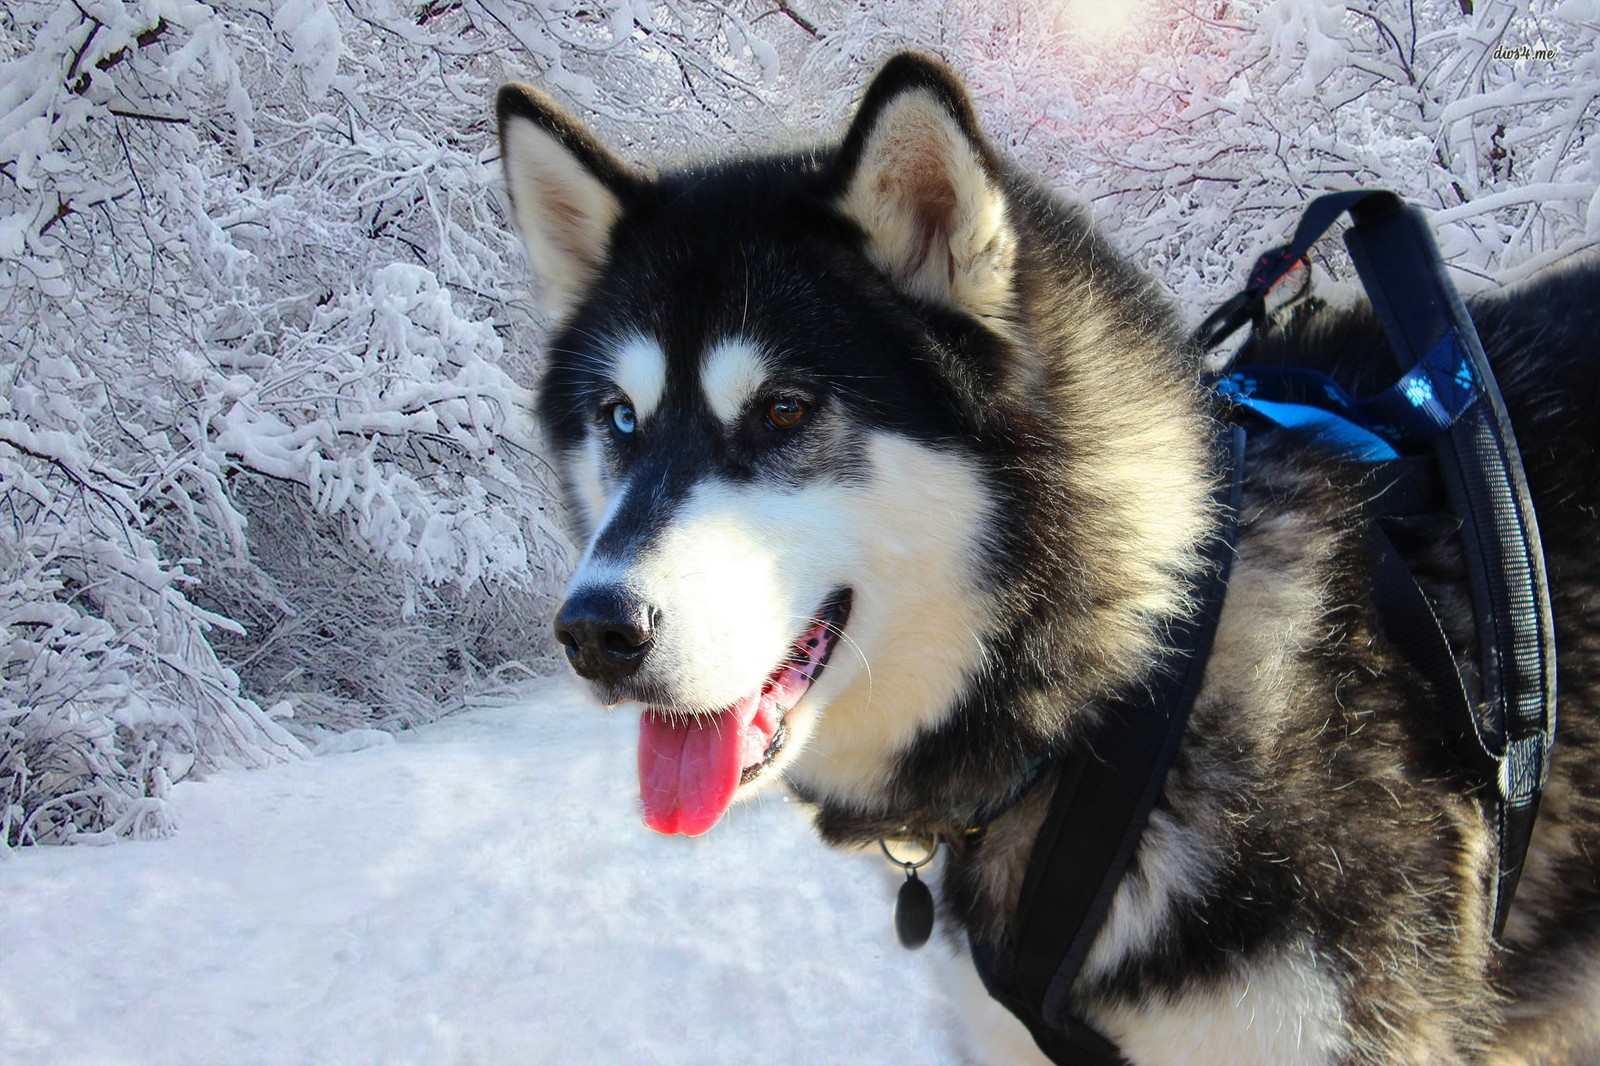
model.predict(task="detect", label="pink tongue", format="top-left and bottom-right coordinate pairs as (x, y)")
top-left (636, 619), bottom-right (834, 837)
top-left (639, 693), bottom-right (774, 837)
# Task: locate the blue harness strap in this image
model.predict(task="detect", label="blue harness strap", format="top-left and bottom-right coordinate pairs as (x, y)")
top-left (1216, 325), bottom-right (1482, 460)
top-left (1216, 379), bottom-right (1400, 461)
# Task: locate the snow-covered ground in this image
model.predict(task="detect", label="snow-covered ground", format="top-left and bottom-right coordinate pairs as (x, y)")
top-left (0, 680), bottom-right (968, 1065)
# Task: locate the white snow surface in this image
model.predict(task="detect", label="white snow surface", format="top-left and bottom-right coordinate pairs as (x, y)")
top-left (0, 680), bottom-right (963, 1065)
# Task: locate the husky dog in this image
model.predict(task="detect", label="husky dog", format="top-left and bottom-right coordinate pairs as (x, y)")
top-left (497, 52), bottom-right (1600, 1065)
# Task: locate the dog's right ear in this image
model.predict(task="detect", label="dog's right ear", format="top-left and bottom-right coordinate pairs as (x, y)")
top-left (496, 84), bottom-right (640, 316)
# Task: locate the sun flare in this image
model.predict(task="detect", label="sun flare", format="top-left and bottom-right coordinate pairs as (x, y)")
top-left (1065, 0), bottom-right (1148, 41)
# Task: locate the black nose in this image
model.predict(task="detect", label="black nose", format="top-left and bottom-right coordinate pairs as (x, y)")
top-left (552, 586), bottom-right (655, 685)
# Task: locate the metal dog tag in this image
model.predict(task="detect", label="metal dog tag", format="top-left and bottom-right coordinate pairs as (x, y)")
top-left (895, 868), bottom-right (935, 949)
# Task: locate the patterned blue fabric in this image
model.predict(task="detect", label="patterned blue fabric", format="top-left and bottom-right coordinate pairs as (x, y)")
top-left (1216, 330), bottom-right (1479, 462)
top-left (1217, 391), bottom-right (1399, 461)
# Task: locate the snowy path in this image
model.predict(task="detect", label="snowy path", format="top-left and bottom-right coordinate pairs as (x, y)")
top-left (0, 681), bottom-right (965, 1065)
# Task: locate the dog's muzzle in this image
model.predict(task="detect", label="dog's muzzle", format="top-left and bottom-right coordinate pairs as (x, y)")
top-left (552, 585), bottom-right (655, 686)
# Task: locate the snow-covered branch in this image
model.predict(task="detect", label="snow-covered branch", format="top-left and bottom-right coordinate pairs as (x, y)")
top-left (1, 0), bottom-right (799, 844)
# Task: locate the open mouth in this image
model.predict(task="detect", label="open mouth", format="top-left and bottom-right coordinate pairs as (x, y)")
top-left (637, 589), bottom-right (852, 837)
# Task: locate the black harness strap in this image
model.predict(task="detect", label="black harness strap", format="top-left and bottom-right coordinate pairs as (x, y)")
top-left (1368, 527), bottom-right (1497, 776)
top-left (1340, 194), bottom-right (1557, 935)
top-left (1201, 190), bottom-right (1556, 936)
top-left (1192, 190), bottom-right (1375, 353)
top-left (971, 426), bottom-right (1244, 1065)
top-left (971, 192), bottom-right (1556, 1065)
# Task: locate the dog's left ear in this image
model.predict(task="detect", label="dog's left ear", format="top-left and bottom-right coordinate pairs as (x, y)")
top-left (833, 53), bottom-right (1016, 322)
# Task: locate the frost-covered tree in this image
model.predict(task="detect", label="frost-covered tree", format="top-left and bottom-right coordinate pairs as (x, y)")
top-left (0, 0), bottom-right (794, 845)
top-left (794, 0), bottom-right (1597, 314)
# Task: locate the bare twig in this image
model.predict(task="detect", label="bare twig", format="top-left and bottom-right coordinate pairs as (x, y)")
top-left (39, 199), bottom-right (72, 236)
top-left (772, 0), bottom-right (820, 39)
top-left (65, 19), bottom-right (102, 88)
top-left (109, 108), bottom-right (189, 124)
top-left (417, 0), bottom-right (462, 26)
top-left (69, 19), bottom-right (169, 95)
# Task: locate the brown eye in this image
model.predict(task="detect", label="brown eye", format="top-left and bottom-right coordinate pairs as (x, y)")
top-left (765, 398), bottom-right (808, 430)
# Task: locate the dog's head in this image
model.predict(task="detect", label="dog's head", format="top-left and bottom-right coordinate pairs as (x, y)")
top-left (497, 54), bottom-right (1024, 835)
top-left (497, 53), bottom-right (1212, 837)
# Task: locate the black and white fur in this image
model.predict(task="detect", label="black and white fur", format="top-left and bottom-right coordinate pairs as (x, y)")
top-left (498, 52), bottom-right (1600, 1065)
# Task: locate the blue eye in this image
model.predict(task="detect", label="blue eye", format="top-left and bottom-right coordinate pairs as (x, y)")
top-left (611, 402), bottom-right (636, 434)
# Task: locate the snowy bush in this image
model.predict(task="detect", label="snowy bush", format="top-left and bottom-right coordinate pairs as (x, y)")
top-left (0, 0), bottom-right (789, 845)
top-left (2, 0), bottom-right (1593, 846)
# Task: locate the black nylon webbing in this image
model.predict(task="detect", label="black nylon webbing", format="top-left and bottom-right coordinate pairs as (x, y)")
top-left (981, 191), bottom-right (1557, 1064)
top-left (973, 426), bottom-right (1244, 1064)
top-left (1342, 193), bottom-right (1556, 934)
top-left (1200, 189), bottom-right (1555, 935)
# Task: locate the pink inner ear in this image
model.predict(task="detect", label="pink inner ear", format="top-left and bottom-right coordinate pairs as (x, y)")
top-left (844, 95), bottom-right (1011, 315)
top-left (898, 168), bottom-right (959, 285)
top-left (904, 209), bottom-right (938, 284)
top-left (534, 177), bottom-right (601, 274)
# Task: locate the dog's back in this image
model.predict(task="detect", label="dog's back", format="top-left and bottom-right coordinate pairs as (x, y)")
top-left (1234, 264), bottom-right (1600, 1061)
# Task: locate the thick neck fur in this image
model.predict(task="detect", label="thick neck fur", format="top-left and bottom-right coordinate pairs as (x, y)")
top-left (798, 176), bottom-right (1221, 948)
